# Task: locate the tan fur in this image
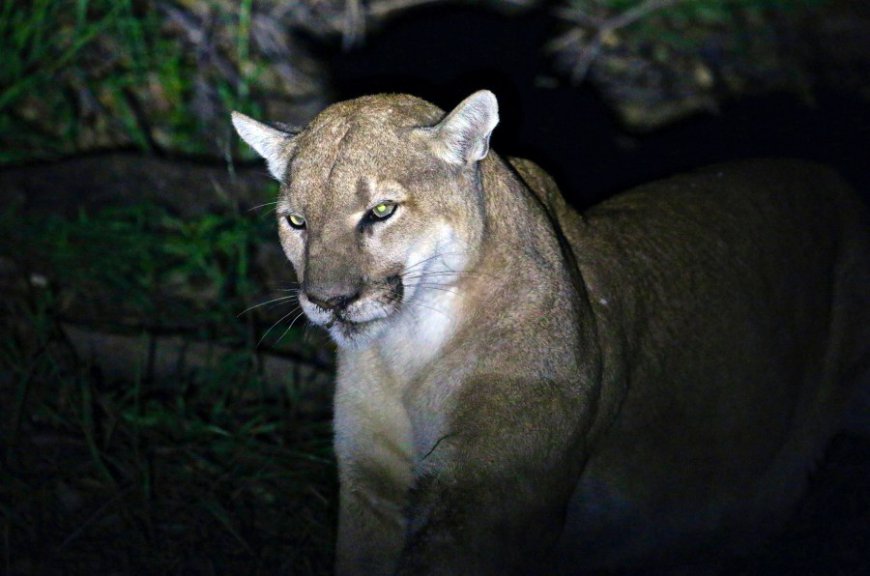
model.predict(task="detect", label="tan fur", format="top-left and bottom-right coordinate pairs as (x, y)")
top-left (232, 92), bottom-right (869, 575)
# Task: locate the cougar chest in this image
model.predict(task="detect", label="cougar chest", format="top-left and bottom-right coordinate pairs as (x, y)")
top-left (378, 285), bottom-right (462, 380)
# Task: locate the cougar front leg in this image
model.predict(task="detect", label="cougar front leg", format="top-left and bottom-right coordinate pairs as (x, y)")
top-left (335, 470), bottom-right (407, 576)
top-left (333, 393), bottom-right (414, 576)
top-left (395, 378), bottom-right (590, 576)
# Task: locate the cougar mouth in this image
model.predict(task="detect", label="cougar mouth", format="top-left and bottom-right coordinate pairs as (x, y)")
top-left (310, 274), bottom-right (404, 346)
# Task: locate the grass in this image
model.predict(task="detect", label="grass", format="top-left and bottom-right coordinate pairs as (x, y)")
top-left (3, 203), bottom-right (269, 324)
top-left (0, 0), bottom-right (266, 164)
top-left (1, 2), bottom-right (339, 569)
top-left (0, 203), bottom-right (337, 575)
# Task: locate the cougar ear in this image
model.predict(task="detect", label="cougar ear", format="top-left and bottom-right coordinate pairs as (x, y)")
top-left (432, 90), bottom-right (499, 166)
top-left (231, 111), bottom-right (297, 180)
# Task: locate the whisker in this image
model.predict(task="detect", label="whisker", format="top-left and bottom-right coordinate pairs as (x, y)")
top-left (267, 281), bottom-right (301, 290)
top-left (275, 310), bottom-right (309, 345)
top-left (404, 283), bottom-right (459, 295)
top-left (403, 269), bottom-right (498, 282)
top-left (386, 285), bottom-right (452, 319)
top-left (238, 294), bottom-right (299, 317)
top-left (257, 305), bottom-right (302, 348)
top-left (403, 298), bottom-right (450, 319)
top-left (402, 251), bottom-right (469, 274)
top-left (247, 200), bottom-right (279, 213)
top-left (402, 271), bottom-right (456, 280)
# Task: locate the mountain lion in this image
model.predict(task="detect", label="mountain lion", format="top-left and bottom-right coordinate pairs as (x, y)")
top-left (232, 91), bottom-right (869, 575)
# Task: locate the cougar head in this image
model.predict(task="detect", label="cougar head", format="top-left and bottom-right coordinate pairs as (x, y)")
top-left (232, 91), bottom-right (499, 348)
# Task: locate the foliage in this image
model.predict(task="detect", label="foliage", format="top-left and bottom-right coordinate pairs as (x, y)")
top-left (557, 0), bottom-right (831, 73)
top-left (551, 0), bottom-right (833, 128)
top-left (0, 203), bottom-right (336, 574)
top-left (0, 0), bottom-right (286, 164)
top-left (0, 290), bottom-right (336, 574)
top-left (1, 0), bottom-right (336, 561)
top-left (564, 0), bottom-right (830, 25)
top-left (3, 203), bottom-right (269, 324)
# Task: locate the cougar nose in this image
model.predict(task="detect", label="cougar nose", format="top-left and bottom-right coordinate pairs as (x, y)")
top-left (305, 285), bottom-right (361, 311)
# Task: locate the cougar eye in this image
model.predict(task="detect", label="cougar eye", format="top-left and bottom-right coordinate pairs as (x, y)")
top-left (285, 213), bottom-right (306, 229)
top-left (366, 202), bottom-right (397, 222)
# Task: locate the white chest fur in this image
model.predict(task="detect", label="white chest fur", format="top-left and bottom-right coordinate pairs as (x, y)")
top-left (373, 220), bottom-right (467, 380)
top-left (378, 286), bottom-right (460, 379)
top-left (332, 286), bottom-right (461, 479)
